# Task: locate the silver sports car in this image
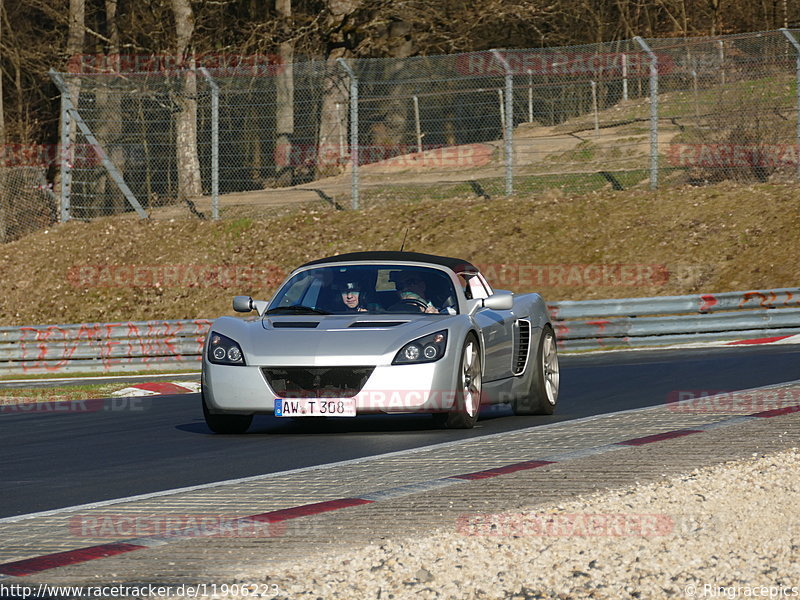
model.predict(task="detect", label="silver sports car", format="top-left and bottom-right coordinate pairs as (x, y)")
top-left (201, 251), bottom-right (559, 433)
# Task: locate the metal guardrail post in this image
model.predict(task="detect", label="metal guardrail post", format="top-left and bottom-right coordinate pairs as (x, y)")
top-left (491, 49), bottom-right (514, 196)
top-left (780, 29), bottom-right (800, 181)
top-left (336, 58), bottom-right (359, 210)
top-left (50, 70), bottom-right (149, 219)
top-left (199, 68), bottom-right (220, 220)
top-left (634, 37), bottom-right (659, 190)
top-left (59, 87), bottom-right (72, 223)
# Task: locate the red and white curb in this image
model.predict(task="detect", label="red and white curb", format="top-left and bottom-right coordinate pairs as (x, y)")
top-left (574, 333), bottom-right (800, 354)
top-left (1, 398), bottom-right (799, 579)
top-left (723, 334), bottom-right (800, 346)
top-left (111, 381), bottom-right (200, 397)
top-left (674, 333), bottom-right (800, 350)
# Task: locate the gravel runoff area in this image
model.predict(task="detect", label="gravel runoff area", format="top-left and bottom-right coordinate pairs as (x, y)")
top-left (220, 447), bottom-right (800, 600)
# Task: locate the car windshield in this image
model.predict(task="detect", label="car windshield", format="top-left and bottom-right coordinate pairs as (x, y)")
top-left (267, 264), bottom-right (459, 315)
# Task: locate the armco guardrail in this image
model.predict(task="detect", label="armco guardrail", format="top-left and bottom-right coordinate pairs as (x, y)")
top-left (1, 288), bottom-right (799, 375)
top-left (550, 287), bottom-right (800, 351)
top-left (0, 320), bottom-right (211, 376)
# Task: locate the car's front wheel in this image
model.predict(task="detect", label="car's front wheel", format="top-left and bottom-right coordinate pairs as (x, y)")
top-left (513, 324), bottom-right (559, 415)
top-left (202, 390), bottom-right (253, 434)
top-left (434, 333), bottom-right (482, 429)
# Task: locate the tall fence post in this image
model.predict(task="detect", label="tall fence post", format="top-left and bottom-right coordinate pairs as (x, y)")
top-left (50, 70), bottom-right (149, 219)
top-left (634, 37), bottom-right (659, 190)
top-left (622, 53), bottom-right (629, 101)
top-left (337, 58), bottom-right (359, 210)
top-left (199, 68), bottom-right (219, 220)
top-left (780, 29), bottom-right (800, 181)
top-left (59, 88), bottom-right (72, 223)
top-left (413, 95), bottom-right (423, 153)
top-left (491, 50), bottom-right (514, 196)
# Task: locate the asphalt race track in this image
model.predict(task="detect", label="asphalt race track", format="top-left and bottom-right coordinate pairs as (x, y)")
top-left (2, 345), bottom-right (799, 519)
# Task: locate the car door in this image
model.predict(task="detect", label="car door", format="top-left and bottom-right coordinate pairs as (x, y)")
top-left (466, 274), bottom-right (515, 382)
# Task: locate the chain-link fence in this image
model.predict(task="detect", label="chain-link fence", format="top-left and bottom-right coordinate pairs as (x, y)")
top-left (0, 166), bottom-right (57, 242)
top-left (17, 28), bottom-right (800, 228)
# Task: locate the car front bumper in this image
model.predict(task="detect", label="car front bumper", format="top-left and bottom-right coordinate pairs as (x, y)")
top-left (202, 355), bottom-right (462, 415)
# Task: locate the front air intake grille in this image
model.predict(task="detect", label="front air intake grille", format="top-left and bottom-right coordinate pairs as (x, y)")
top-left (514, 320), bottom-right (531, 375)
top-left (262, 366), bottom-right (374, 397)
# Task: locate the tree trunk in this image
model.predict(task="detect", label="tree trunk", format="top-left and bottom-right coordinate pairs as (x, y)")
top-left (708, 0), bottom-right (720, 35)
top-left (172, 0), bottom-right (202, 199)
top-left (66, 0), bottom-right (85, 82)
top-left (95, 0), bottom-right (126, 214)
top-left (0, 0), bottom-right (6, 241)
top-left (317, 0), bottom-right (361, 178)
top-left (370, 18), bottom-right (415, 160)
top-left (0, 0), bottom-right (5, 151)
top-left (54, 0), bottom-right (85, 218)
top-left (274, 0), bottom-right (295, 186)
top-left (317, 48), bottom-right (351, 177)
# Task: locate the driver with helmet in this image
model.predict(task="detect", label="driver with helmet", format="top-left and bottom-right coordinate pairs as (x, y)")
top-left (335, 279), bottom-right (368, 312)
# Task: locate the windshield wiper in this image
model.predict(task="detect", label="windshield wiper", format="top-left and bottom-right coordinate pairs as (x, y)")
top-left (265, 305), bottom-right (331, 315)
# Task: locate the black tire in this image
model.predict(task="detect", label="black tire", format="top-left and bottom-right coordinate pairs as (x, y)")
top-left (202, 390), bottom-right (253, 434)
top-left (435, 333), bottom-right (482, 429)
top-left (513, 324), bottom-right (559, 416)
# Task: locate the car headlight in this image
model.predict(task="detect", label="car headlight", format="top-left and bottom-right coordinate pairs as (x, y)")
top-left (393, 330), bottom-right (448, 365)
top-left (207, 332), bottom-right (246, 366)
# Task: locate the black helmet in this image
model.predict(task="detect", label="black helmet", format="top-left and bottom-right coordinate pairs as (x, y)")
top-left (334, 278), bottom-right (361, 292)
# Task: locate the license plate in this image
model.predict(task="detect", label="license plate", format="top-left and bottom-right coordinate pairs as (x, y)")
top-left (274, 398), bottom-right (357, 417)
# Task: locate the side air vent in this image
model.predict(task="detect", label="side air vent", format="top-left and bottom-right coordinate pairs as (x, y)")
top-left (514, 319), bottom-right (531, 375)
top-left (271, 321), bottom-right (320, 328)
top-left (349, 321), bottom-right (407, 328)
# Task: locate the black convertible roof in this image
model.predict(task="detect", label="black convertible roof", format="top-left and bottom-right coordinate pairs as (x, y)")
top-left (301, 251), bottom-right (478, 272)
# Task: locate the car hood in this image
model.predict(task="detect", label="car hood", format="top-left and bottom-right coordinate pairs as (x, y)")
top-left (224, 314), bottom-right (459, 366)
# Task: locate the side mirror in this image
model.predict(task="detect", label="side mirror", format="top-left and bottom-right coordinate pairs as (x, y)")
top-left (482, 291), bottom-right (513, 311)
top-left (233, 296), bottom-right (253, 313)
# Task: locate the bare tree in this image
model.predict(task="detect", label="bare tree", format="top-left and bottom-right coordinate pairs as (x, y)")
top-left (708, 0), bottom-right (721, 35)
top-left (274, 0), bottom-right (295, 186)
top-left (0, 0), bottom-right (4, 151)
top-left (0, 0), bottom-right (5, 243)
top-left (53, 0), bottom-right (85, 216)
top-left (171, 0), bottom-right (202, 199)
top-left (316, 0), bottom-right (361, 177)
top-left (93, 0), bottom-right (126, 213)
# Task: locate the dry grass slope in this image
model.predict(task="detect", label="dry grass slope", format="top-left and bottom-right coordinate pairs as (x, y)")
top-left (0, 181), bottom-right (798, 326)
